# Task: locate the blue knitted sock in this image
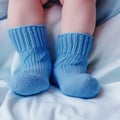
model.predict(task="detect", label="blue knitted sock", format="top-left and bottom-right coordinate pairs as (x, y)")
top-left (8, 25), bottom-right (52, 96)
top-left (53, 33), bottom-right (100, 98)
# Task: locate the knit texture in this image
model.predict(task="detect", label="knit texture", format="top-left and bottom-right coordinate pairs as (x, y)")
top-left (53, 33), bottom-right (100, 98)
top-left (8, 25), bottom-right (52, 96)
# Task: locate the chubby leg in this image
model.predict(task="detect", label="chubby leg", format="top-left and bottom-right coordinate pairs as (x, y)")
top-left (8, 0), bottom-right (48, 28)
top-left (53, 0), bottom-right (100, 98)
top-left (60, 0), bottom-right (96, 34)
top-left (8, 0), bottom-right (51, 96)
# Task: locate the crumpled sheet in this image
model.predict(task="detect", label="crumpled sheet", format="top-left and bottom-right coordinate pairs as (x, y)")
top-left (0, 5), bottom-right (120, 120)
top-left (1, 82), bottom-right (120, 120)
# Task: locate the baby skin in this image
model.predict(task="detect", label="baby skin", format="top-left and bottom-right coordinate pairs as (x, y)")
top-left (8, 0), bottom-right (100, 98)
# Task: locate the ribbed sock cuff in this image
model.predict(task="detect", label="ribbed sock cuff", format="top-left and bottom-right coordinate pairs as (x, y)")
top-left (8, 25), bottom-right (47, 52)
top-left (57, 33), bottom-right (93, 57)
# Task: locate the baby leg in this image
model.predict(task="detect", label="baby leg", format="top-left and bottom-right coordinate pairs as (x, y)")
top-left (53, 0), bottom-right (100, 98)
top-left (60, 0), bottom-right (96, 34)
top-left (8, 0), bottom-right (51, 96)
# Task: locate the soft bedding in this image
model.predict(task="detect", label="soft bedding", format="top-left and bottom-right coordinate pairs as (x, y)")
top-left (0, 3), bottom-right (120, 120)
top-left (0, 0), bottom-right (8, 20)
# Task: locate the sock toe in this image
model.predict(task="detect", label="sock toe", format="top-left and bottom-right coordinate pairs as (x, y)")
top-left (10, 71), bottom-right (50, 96)
top-left (59, 74), bottom-right (100, 98)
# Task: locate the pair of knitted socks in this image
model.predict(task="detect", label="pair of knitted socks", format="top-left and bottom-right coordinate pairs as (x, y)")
top-left (8, 25), bottom-right (100, 98)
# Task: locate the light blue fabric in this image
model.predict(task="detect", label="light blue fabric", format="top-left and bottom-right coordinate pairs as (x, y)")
top-left (8, 25), bottom-right (52, 96)
top-left (0, 0), bottom-right (8, 20)
top-left (96, 0), bottom-right (120, 25)
top-left (53, 33), bottom-right (100, 98)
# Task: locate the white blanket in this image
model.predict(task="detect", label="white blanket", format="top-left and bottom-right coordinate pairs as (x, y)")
top-left (0, 5), bottom-right (120, 120)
